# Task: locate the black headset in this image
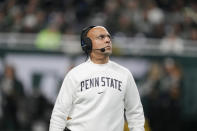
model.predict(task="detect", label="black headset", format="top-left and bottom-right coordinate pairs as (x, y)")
top-left (80, 25), bottom-right (96, 53)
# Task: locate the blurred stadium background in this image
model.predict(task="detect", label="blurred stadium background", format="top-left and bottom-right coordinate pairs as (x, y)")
top-left (0, 0), bottom-right (197, 131)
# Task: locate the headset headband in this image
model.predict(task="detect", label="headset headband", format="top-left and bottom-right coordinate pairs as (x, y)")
top-left (80, 26), bottom-right (96, 53)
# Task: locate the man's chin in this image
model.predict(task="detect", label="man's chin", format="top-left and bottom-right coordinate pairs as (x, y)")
top-left (104, 51), bottom-right (112, 56)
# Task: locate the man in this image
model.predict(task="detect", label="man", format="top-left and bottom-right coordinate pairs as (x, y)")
top-left (49, 26), bottom-right (145, 131)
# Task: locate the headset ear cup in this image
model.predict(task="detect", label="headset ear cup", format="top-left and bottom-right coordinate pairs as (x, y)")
top-left (83, 37), bottom-right (92, 52)
top-left (80, 25), bottom-right (95, 53)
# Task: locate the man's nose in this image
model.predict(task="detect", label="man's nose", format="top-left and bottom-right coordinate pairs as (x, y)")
top-left (105, 36), bottom-right (111, 43)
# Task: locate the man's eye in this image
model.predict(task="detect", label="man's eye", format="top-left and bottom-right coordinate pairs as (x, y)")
top-left (97, 35), bottom-right (111, 39)
top-left (99, 35), bottom-right (105, 39)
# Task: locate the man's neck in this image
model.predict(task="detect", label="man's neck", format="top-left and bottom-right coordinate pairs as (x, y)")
top-left (90, 55), bottom-right (109, 64)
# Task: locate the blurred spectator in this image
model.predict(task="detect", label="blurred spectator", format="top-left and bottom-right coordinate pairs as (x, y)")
top-left (142, 78), bottom-right (163, 131)
top-left (146, 1), bottom-right (164, 25)
top-left (115, 11), bottom-right (137, 37)
top-left (9, 6), bottom-right (24, 32)
top-left (142, 58), bottom-right (183, 131)
top-left (139, 62), bottom-right (162, 97)
top-left (89, 12), bottom-right (107, 26)
top-left (0, 65), bottom-right (25, 130)
top-left (148, 23), bottom-right (165, 38)
top-left (0, 11), bottom-right (7, 32)
top-left (140, 62), bottom-right (163, 131)
top-left (190, 27), bottom-right (197, 40)
top-left (28, 92), bottom-right (52, 131)
top-left (104, 0), bottom-right (121, 35)
top-left (160, 58), bottom-right (183, 92)
top-left (184, 1), bottom-right (197, 24)
top-left (160, 24), bottom-right (184, 54)
top-left (22, 0), bottom-right (41, 33)
top-left (159, 58), bottom-right (183, 131)
top-left (35, 12), bottom-right (63, 50)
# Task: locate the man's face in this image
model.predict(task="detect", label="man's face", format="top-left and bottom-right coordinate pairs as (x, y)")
top-left (87, 26), bottom-right (112, 55)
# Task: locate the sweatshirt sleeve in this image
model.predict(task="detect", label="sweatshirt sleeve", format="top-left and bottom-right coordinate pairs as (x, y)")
top-left (49, 73), bottom-right (76, 131)
top-left (124, 72), bottom-right (145, 131)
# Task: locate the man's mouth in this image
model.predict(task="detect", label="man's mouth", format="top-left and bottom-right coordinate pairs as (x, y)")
top-left (105, 46), bottom-right (111, 49)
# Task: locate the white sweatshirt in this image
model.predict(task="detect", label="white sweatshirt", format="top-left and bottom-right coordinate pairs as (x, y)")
top-left (50, 59), bottom-right (145, 131)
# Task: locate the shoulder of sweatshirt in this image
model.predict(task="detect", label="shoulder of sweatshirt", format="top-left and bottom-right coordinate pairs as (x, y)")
top-left (109, 60), bottom-right (132, 76)
top-left (66, 61), bottom-right (89, 77)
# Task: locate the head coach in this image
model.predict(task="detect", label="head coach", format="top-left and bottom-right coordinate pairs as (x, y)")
top-left (49, 26), bottom-right (145, 131)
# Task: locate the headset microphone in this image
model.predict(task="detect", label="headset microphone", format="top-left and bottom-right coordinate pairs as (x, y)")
top-left (100, 48), bottom-right (105, 52)
top-left (93, 46), bottom-right (107, 52)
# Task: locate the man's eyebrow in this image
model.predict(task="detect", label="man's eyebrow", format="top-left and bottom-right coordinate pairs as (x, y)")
top-left (97, 34), bottom-right (111, 37)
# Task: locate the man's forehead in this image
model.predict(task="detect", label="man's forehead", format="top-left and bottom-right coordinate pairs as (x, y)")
top-left (88, 26), bottom-right (109, 36)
